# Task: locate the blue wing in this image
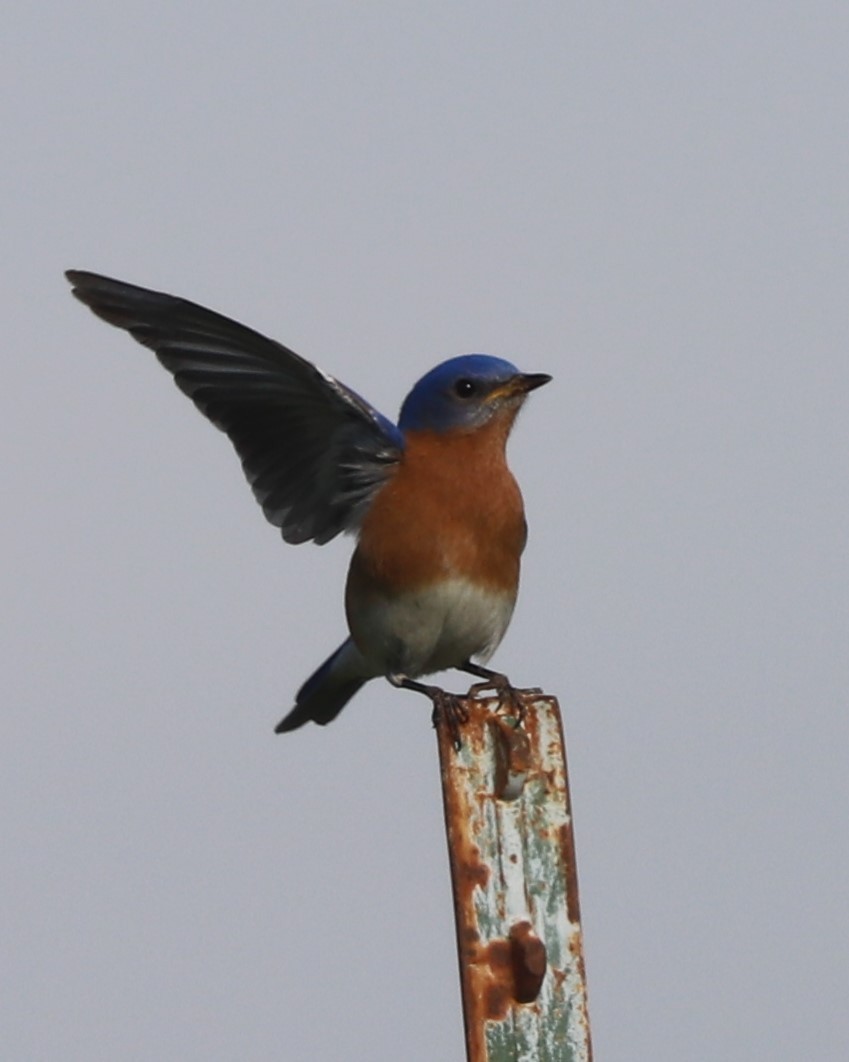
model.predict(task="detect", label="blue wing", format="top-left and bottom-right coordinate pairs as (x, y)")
top-left (66, 270), bottom-right (403, 545)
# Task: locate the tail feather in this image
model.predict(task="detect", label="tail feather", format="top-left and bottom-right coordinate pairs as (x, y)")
top-left (274, 638), bottom-right (371, 733)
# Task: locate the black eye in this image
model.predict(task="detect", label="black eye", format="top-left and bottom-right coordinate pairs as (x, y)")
top-left (454, 378), bottom-right (476, 398)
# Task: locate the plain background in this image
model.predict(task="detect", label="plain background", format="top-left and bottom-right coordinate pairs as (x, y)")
top-left (4, 4), bottom-right (848, 1059)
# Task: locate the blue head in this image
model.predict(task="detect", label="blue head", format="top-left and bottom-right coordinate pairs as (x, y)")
top-left (398, 354), bottom-right (551, 434)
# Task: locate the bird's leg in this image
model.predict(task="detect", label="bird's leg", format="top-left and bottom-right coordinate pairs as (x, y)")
top-left (458, 661), bottom-right (542, 723)
top-left (387, 674), bottom-right (469, 750)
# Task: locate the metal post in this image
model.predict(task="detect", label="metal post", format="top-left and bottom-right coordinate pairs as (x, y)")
top-left (436, 693), bottom-right (592, 1061)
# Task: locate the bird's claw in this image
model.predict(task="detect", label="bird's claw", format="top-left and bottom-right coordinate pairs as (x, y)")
top-left (467, 675), bottom-right (541, 724)
top-left (430, 690), bottom-right (469, 750)
top-left (389, 673), bottom-right (470, 749)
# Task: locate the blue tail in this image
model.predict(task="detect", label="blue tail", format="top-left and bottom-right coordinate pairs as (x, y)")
top-left (274, 638), bottom-right (372, 733)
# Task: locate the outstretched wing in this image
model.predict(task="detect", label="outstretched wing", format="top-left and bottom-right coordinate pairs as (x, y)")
top-left (66, 270), bottom-right (403, 544)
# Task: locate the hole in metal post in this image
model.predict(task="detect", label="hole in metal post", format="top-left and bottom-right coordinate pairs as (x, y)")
top-left (492, 716), bottom-right (531, 800)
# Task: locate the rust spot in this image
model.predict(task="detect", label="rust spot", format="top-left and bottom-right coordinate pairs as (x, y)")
top-left (559, 820), bottom-right (582, 926)
top-left (458, 854), bottom-right (489, 891)
top-left (567, 932), bottom-right (589, 984)
top-left (483, 980), bottom-right (512, 1023)
top-left (509, 921), bottom-right (547, 1003)
top-left (467, 925), bottom-right (548, 1024)
top-left (479, 938), bottom-right (513, 1020)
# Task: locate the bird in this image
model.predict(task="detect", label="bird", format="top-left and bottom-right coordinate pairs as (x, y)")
top-left (65, 270), bottom-right (551, 740)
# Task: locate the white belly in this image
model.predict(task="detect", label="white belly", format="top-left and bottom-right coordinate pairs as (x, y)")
top-left (349, 578), bottom-right (516, 677)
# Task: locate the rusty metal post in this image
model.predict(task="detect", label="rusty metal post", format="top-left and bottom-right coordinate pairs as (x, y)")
top-left (437, 693), bottom-right (591, 1061)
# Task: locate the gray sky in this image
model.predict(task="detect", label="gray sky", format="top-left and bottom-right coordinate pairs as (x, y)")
top-left (4, 3), bottom-right (848, 1059)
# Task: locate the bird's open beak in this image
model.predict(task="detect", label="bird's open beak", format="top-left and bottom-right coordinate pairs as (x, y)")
top-left (489, 372), bottom-right (552, 402)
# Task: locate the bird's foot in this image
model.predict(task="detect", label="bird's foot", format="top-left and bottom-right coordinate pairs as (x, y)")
top-left (460, 662), bottom-right (541, 724)
top-left (388, 674), bottom-right (469, 750)
top-left (428, 688), bottom-right (470, 750)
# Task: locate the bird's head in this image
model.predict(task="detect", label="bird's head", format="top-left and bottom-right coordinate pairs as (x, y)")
top-left (398, 354), bottom-right (551, 434)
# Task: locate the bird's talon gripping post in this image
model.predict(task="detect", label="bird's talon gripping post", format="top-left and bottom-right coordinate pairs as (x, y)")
top-left (460, 662), bottom-right (542, 726)
top-left (433, 693), bottom-right (469, 751)
top-left (391, 674), bottom-right (469, 750)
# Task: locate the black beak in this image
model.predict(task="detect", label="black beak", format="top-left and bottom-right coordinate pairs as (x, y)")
top-left (514, 372), bottom-right (552, 394)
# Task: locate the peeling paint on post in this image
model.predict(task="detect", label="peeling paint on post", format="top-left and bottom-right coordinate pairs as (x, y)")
top-left (437, 694), bottom-right (591, 1062)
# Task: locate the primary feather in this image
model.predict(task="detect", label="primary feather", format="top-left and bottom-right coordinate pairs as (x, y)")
top-left (66, 271), bottom-right (403, 544)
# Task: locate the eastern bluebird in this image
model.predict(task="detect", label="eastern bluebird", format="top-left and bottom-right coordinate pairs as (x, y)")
top-left (66, 271), bottom-right (550, 738)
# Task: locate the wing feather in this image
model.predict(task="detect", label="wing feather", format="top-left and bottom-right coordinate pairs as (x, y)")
top-left (66, 270), bottom-right (403, 544)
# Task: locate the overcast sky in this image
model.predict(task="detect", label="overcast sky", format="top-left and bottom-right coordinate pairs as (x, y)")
top-left (4, 3), bottom-right (848, 1059)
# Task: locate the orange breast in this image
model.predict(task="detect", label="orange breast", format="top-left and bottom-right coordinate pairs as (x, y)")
top-left (350, 417), bottom-right (527, 597)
